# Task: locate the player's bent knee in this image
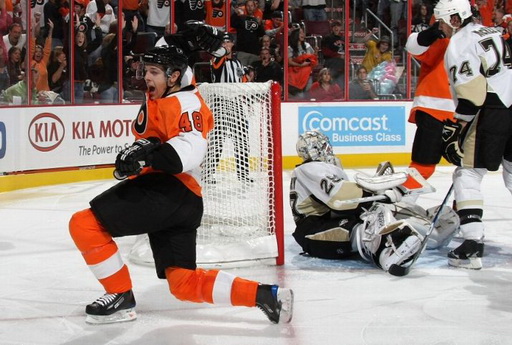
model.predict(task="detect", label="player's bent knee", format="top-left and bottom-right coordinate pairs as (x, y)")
top-left (165, 267), bottom-right (198, 302)
top-left (69, 208), bottom-right (110, 252)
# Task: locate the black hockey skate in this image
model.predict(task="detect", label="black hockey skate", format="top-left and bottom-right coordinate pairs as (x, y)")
top-left (85, 290), bottom-right (137, 324)
top-left (256, 284), bottom-right (294, 324)
top-left (448, 240), bottom-right (484, 270)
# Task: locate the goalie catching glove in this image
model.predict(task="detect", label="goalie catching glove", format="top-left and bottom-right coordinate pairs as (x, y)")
top-left (442, 120), bottom-right (464, 166)
top-left (114, 137), bottom-right (161, 180)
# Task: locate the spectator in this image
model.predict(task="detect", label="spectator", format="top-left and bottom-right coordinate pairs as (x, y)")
top-left (86, 0), bottom-right (116, 36)
top-left (287, 27), bottom-right (317, 98)
top-left (205, 0), bottom-right (227, 30)
top-left (121, 0), bottom-right (144, 32)
top-left (97, 32), bottom-right (118, 103)
top-left (48, 45), bottom-right (70, 101)
top-left (144, 0), bottom-right (171, 40)
top-left (74, 24), bottom-right (102, 103)
top-left (301, 0), bottom-right (327, 22)
top-left (6, 46), bottom-right (22, 86)
top-left (492, 7), bottom-right (507, 34)
top-left (376, 0), bottom-right (405, 48)
top-left (3, 65), bottom-right (46, 104)
top-left (0, 0), bottom-right (13, 35)
top-left (260, 34), bottom-right (282, 63)
top-left (31, 19), bottom-right (53, 92)
top-left (308, 67), bottom-right (342, 101)
top-left (122, 54), bottom-right (145, 101)
top-left (505, 19), bottom-right (512, 49)
top-left (230, 0), bottom-right (265, 66)
top-left (0, 41), bottom-right (8, 91)
top-left (175, 0), bottom-right (205, 32)
top-left (251, 46), bottom-right (282, 83)
top-left (3, 23), bottom-right (26, 61)
top-left (321, 19), bottom-right (344, 87)
top-left (264, 10), bottom-right (283, 38)
top-left (43, 0), bottom-right (67, 49)
top-left (411, 3), bottom-right (432, 33)
top-left (361, 29), bottom-right (392, 73)
top-left (262, 0), bottom-right (284, 20)
top-left (349, 66), bottom-right (378, 100)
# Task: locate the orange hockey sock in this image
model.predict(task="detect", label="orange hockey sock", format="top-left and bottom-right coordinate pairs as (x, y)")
top-left (165, 267), bottom-right (258, 307)
top-left (69, 208), bottom-right (132, 293)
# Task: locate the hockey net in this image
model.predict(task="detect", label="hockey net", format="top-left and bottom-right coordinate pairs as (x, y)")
top-left (196, 81), bottom-right (283, 267)
top-left (129, 82), bottom-right (284, 268)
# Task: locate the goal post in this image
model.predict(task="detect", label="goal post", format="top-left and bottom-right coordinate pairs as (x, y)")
top-left (196, 81), bottom-right (284, 267)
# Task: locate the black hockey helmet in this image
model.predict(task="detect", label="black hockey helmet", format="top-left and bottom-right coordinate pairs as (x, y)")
top-left (142, 45), bottom-right (188, 79)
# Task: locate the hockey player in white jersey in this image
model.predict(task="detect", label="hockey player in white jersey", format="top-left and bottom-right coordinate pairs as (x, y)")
top-left (289, 130), bottom-right (459, 275)
top-left (434, 0), bottom-right (512, 269)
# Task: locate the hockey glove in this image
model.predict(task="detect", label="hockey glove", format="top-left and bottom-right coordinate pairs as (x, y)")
top-left (184, 20), bottom-right (226, 57)
top-left (441, 120), bottom-right (464, 166)
top-left (417, 21), bottom-right (446, 47)
top-left (379, 188), bottom-right (403, 203)
top-left (114, 137), bottom-right (161, 180)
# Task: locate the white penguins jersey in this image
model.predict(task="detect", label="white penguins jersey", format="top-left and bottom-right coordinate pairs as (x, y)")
top-left (444, 22), bottom-right (512, 117)
top-left (290, 161), bottom-right (364, 223)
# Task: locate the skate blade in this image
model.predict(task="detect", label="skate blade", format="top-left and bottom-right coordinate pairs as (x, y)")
top-left (277, 288), bottom-right (294, 324)
top-left (448, 257), bottom-right (482, 270)
top-left (85, 308), bottom-right (137, 324)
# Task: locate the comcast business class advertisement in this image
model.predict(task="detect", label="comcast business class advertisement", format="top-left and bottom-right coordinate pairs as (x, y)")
top-left (298, 105), bottom-right (406, 146)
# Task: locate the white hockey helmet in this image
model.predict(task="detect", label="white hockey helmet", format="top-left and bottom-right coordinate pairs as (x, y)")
top-left (296, 130), bottom-right (335, 164)
top-left (434, 0), bottom-right (472, 29)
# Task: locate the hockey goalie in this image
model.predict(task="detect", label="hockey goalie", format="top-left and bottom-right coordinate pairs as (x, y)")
top-left (290, 130), bottom-right (459, 275)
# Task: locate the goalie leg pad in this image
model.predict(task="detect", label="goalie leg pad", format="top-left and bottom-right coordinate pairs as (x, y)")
top-left (355, 204), bottom-right (397, 262)
top-left (378, 224), bottom-right (423, 272)
top-left (293, 216), bottom-right (358, 259)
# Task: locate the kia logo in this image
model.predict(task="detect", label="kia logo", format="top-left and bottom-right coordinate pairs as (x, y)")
top-left (28, 113), bottom-right (65, 152)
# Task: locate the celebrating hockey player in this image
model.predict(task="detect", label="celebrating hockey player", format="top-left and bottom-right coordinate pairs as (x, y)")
top-left (289, 130), bottom-right (459, 275)
top-left (68, 43), bottom-right (293, 325)
top-left (433, 0), bottom-right (512, 269)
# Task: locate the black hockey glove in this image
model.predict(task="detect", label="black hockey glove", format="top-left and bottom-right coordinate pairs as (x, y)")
top-left (114, 137), bottom-right (161, 180)
top-left (441, 120), bottom-right (464, 166)
top-left (184, 20), bottom-right (226, 57)
top-left (417, 21), bottom-right (446, 47)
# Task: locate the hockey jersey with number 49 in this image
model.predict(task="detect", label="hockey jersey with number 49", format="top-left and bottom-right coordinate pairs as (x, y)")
top-left (444, 22), bottom-right (512, 119)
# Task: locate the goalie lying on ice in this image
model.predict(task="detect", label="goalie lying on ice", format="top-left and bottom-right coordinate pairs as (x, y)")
top-left (290, 130), bottom-right (459, 274)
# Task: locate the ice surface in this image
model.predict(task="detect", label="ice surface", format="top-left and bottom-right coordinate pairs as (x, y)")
top-left (1, 167), bottom-right (512, 345)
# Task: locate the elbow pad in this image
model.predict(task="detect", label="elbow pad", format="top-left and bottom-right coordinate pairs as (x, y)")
top-left (151, 143), bottom-right (184, 174)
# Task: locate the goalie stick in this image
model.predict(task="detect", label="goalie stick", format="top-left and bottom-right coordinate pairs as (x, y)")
top-left (387, 183), bottom-right (455, 276)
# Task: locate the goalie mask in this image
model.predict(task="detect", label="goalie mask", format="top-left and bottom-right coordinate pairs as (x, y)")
top-left (434, 0), bottom-right (472, 29)
top-left (142, 45), bottom-right (189, 81)
top-left (296, 131), bottom-right (337, 164)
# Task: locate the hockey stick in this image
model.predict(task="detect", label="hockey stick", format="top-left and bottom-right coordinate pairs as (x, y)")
top-left (387, 183), bottom-right (455, 276)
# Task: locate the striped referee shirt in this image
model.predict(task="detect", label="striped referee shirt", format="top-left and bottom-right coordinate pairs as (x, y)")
top-left (210, 54), bottom-right (247, 83)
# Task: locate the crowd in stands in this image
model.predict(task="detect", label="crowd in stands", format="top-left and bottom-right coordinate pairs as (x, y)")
top-left (0, 0), bottom-right (510, 105)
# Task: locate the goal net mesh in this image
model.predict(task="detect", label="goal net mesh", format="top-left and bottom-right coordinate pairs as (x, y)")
top-left (195, 81), bottom-right (282, 266)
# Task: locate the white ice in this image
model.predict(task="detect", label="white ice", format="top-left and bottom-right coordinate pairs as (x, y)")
top-left (1, 166), bottom-right (512, 345)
